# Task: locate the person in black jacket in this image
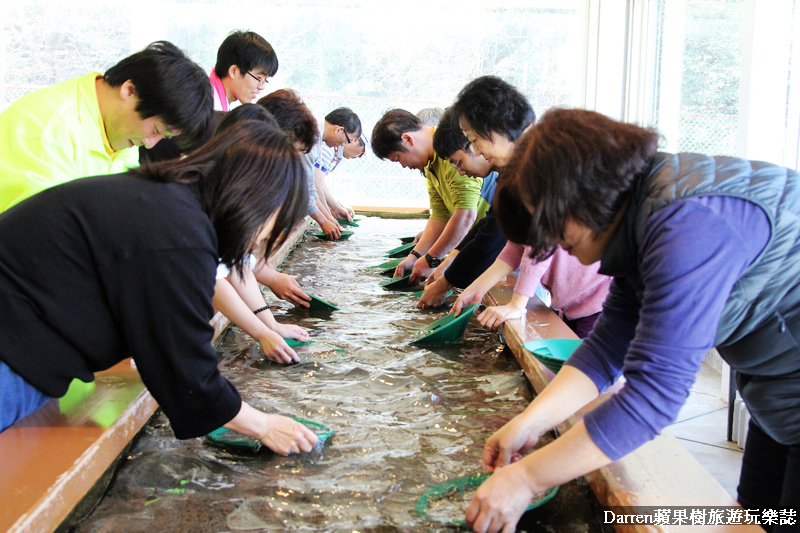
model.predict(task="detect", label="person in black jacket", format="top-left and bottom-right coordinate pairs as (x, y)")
top-left (417, 76), bottom-right (535, 308)
top-left (0, 121), bottom-right (318, 455)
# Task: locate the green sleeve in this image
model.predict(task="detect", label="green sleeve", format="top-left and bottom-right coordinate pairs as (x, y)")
top-left (447, 167), bottom-right (482, 210)
top-left (427, 175), bottom-right (450, 222)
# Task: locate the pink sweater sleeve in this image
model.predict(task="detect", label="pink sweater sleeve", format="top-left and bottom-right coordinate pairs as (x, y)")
top-left (540, 247), bottom-right (611, 320)
top-left (513, 246), bottom-right (552, 297)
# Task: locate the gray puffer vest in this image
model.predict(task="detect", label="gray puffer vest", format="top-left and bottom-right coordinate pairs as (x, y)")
top-left (603, 152), bottom-right (800, 444)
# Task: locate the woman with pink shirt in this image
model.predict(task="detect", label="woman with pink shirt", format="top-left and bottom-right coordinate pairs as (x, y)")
top-left (452, 242), bottom-right (610, 338)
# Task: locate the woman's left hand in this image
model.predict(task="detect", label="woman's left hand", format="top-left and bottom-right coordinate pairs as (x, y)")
top-left (272, 322), bottom-right (309, 342)
top-left (466, 463), bottom-right (538, 533)
top-left (478, 304), bottom-right (523, 332)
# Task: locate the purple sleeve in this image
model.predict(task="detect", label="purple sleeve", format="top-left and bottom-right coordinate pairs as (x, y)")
top-left (567, 196), bottom-right (769, 460)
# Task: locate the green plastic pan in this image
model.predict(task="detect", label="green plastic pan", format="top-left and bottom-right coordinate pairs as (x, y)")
top-left (522, 339), bottom-right (583, 374)
top-left (336, 218), bottom-right (359, 227)
top-left (415, 472), bottom-right (559, 525)
top-left (206, 419), bottom-right (334, 453)
top-left (304, 292), bottom-right (340, 311)
top-left (385, 242), bottom-right (416, 257)
top-left (312, 230), bottom-right (353, 241)
top-left (411, 303), bottom-right (480, 345)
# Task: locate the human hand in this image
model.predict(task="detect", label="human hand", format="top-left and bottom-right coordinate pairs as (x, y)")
top-left (451, 285), bottom-right (486, 317)
top-left (257, 414), bottom-right (318, 455)
top-left (272, 322), bottom-right (310, 343)
top-left (466, 463), bottom-right (538, 533)
top-left (417, 277), bottom-right (453, 309)
top-left (331, 203), bottom-right (351, 221)
top-left (409, 256), bottom-right (433, 286)
top-left (481, 415), bottom-right (540, 473)
top-left (257, 329), bottom-right (300, 363)
top-left (393, 255), bottom-right (417, 278)
top-left (320, 219), bottom-right (342, 240)
top-left (266, 272), bottom-right (311, 308)
top-left (426, 260), bottom-right (448, 285)
top-left (478, 304), bottom-right (524, 332)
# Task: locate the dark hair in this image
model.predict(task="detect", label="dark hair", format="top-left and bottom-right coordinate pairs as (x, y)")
top-left (432, 108), bottom-right (469, 159)
top-left (215, 103), bottom-right (278, 135)
top-left (497, 108), bottom-right (660, 260)
top-left (451, 76), bottom-right (535, 142)
top-left (104, 41), bottom-right (213, 147)
top-left (371, 109), bottom-right (422, 159)
top-left (139, 111), bottom-right (225, 164)
top-left (325, 107), bottom-right (362, 137)
top-left (257, 90), bottom-right (319, 154)
top-left (136, 121), bottom-right (307, 275)
top-left (214, 31), bottom-right (279, 79)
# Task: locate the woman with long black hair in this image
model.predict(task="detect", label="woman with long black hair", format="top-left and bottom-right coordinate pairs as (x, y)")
top-left (0, 120), bottom-right (317, 455)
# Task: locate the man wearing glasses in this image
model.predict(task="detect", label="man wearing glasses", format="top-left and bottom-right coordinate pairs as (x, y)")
top-left (306, 107), bottom-right (362, 239)
top-left (209, 31), bottom-right (277, 111)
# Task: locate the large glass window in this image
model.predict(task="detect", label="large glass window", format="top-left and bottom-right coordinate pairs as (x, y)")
top-left (652, 0), bottom-right (800, 168)
top-left (653, 0), bottom-right (742, 155)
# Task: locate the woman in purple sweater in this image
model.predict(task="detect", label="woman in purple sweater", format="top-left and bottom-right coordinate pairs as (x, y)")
top-left (466, 108), bottom-right (800, 533)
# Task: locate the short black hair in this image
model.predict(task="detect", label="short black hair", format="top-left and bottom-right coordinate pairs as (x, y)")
top-left (138, 120), bottom-right (307, 275)
top-left (325, 107), bottom-right (362, 137)
top-left (139, 111), bottom-right (225, 164)
top-left (257, 90), bottom-right (319, 154)
top-left (215, 103), bottom-right (279, 135)
top-left (432, 108), bottom-right (469, 159)
top-left (104, 41), bottom-right (213, 147)
top-left (370, 109), bottom-right (422, 159)
top-left (215, 31), bottom-right (278, 79)
top-left (451, 76), bottom-right (535, 142)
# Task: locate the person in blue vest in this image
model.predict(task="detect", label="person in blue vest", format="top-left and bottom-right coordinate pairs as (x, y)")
top-left (468, 108), bottom-right (800, 533)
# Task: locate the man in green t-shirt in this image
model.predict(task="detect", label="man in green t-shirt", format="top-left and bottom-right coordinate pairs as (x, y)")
top-left (372, 108), bottom-right (483, 285)
top-left (0, 41), bottom-right (213, 212)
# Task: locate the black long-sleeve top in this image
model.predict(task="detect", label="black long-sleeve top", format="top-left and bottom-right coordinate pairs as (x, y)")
top-left (0, 173), bottom-right (241, 439)
top-left (443, 207), bottom-right (507, 289)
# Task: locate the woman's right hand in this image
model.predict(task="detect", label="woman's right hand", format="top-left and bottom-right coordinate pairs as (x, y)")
top-left (393, 255), bottom-right (417, 278)
top-left (258, 329), bottom-right (299, 364)
top-left (257, 414), bottom-right (318, 455)
top-left (481, 413), bottom-right (541, 472)
top-left (224, 403), bottom-right (318, 456)
top-left (266, 272), bottom-right (311, 308)
top-left (451, 284), bottom-right (486, 317)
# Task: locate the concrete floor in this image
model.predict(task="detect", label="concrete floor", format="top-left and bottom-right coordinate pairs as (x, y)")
top-left (667, 361), bottom-right (744, 500)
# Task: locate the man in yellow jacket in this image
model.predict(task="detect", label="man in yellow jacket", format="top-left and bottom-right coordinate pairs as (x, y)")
top-left (0, 41), bottom-right (212, 211)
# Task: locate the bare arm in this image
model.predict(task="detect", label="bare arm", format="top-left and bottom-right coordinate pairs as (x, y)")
top-left (224, 401), bottom-right (318, 455)
top-left (466, 366), bottom-right (606, 532)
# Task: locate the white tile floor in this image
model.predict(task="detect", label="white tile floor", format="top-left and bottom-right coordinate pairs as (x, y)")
top-left (667, 361), bottom-right (744, 499)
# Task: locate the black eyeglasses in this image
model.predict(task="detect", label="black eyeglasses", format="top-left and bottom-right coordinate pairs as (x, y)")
top-left (246, 72), bottom-right (268, 86)
top-left (342, 129), bottom-right (352, 144)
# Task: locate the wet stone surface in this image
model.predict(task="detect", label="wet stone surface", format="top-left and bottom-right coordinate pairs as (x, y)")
top-left (72, 217), bottom-right (612, 533)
